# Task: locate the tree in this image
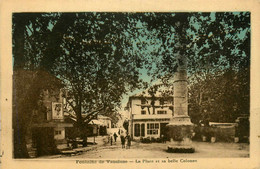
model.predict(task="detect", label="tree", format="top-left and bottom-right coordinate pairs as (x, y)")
top-left (188, 68), bottom-right (249, 123)
top-left (186, 12), bottom-right (250, 123)
top-left (52, 13), bottom-right (146, 143)
top-left (13, 70), bottom-right (63, 158)
top-left (12, 12), bottom-right (250, 157)
top-left (137, 12), bottom-right (250, 123)
top-left (12, 13), bottom-right (146, 156)
top-left (13, 13), bottom-right (80, 157)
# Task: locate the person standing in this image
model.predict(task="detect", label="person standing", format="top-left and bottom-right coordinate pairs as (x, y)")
top-left (110, 135), bottom-right (113, 146)
top-left (113, 132), bottom-right (118, 142)
top-left (120, 135), bottom-right (125, 148)
top-left (161, 134), bottom-right (166, 143)
top-left (107, 134), bottom-right (110, 143)
top-left (125, 135), bottom-right (131, 149)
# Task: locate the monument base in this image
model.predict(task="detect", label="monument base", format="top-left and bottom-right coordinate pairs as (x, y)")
top-left (167, 145), bottom-right (195, 153)
top-left (166, 116), bottom-right (195, 153)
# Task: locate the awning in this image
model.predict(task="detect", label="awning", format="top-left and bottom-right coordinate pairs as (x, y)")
top-left (89, 120), bottom-right (105, 126)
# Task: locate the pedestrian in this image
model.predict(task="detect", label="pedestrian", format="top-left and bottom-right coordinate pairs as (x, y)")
top-left (110, 135), bottom-right (113, 146)
top-left (125, 134), bottom-right (131, 149)
top-left (120, 135), bottom-right (125, 148)
top-left (161, 134), bottom-right (166, 143)
top-left (66, 137), bottom-right (70, 147)
top-left (107, 134), bottom-right (110, 143)
top-left (113, 132), bottom-right (118, 142)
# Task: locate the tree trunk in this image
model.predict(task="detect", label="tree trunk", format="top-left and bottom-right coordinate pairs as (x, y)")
top-left (75, 103), bottom-right (88, 147)
top-left (13, 14), bottom-right (27, 69)
top-left (13, 126), bottom-right (29, 158)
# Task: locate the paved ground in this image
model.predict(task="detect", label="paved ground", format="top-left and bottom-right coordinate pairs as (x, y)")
top-left (69, 141), bottom-right (249, 158)
top-left (41, 136), bottom-right (249, 159)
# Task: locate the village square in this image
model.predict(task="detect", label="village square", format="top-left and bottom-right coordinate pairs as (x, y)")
top-left (11, 12), bottom-right (250, 159)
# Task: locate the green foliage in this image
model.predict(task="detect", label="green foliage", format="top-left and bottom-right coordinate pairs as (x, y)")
top-left (55, 13), bottom-right (144, 117)
top-left (136, 12), bottom-right (250, 123)
top-left (12, 12), bottom-right (250, 157)
top-left (134, 12), bottom-right (250, 77)
top-left (188, 68), bottom-right (249, 123)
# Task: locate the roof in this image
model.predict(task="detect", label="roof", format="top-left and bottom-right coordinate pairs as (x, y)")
top-left (89, 119), bottom-right (105, 126)
top-left (64, 112), bottom-right (111, 123)
top-left (98, 115), bottom-right (112, 120)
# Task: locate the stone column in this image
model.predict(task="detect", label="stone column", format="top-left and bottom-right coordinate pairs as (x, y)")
top-left (166, 44), bottom-right (194, 153)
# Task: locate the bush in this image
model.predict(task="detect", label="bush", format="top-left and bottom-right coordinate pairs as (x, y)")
top-left (156, 138), bottom-right (162, 143)
top-left (195, 126), bottom-right (235, 142)
top-left (140, 137), bottom-right (163, 143)
top-left (141, 138), bottom-right (151, 143)
top-left (151, 137), bottom-right (156, 142)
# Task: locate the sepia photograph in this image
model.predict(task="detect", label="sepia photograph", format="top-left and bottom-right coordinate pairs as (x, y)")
top-left (12, 12), bottom-right (250, 159)
top-left (1, 0), bottom-right (260, 169)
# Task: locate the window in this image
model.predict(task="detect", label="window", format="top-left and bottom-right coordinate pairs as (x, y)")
top-left (141, 110), bottom-right (146, 115)
top-left (141, 124), bottom-right (145, 137)
top-left (134, 123), bottom-right (145, 137)
top-left (157, 110), bottom-right (167, 114)
top-left (147, 123), bottom-right (159, 135)
top-left (55, 130), bottom-right (62, 135)
top-left (134, 124), bottom-right (140, 137)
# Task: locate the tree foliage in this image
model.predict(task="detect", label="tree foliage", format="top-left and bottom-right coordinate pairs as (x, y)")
top-left (12, 12), bottom-right (146, 157)
top-left (12, 12), bottom-right (250, 157)
top-left (135, 12), bottom-right (250, 123)
top-left (54, 13), bottom-right (144, 125)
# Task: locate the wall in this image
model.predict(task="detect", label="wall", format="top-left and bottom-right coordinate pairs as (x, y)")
top-left (133, 121), bottom-right (161, 139)
top-left (131, 97), bottom-right (173, 118)
top-left (129, 96), bottom-right (173, 139)
top-left (98, 118), bottom-right (111, 128)
top-left (54, 127), bottom-right (65, 140)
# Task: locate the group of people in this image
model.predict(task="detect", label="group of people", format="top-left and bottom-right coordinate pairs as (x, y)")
top-left (120, 133), bottom-right (131, 149)
top-left (108, 129), bottom-right (131, 149)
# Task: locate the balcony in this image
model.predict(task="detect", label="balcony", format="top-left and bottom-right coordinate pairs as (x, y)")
top-left (132, 113), bottom-right (172, 120)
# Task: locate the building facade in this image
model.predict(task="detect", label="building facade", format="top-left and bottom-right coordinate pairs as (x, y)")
top-left (126, 93), bottom-right (174, 140)
top-left (13, 70), bottom-right (73, 157)
top-left (97, 115), bottom-right (112, 129)
top-left (31, 88), bottom-right (73, 156)
top-left (88, 115), bottom-right (112, 136)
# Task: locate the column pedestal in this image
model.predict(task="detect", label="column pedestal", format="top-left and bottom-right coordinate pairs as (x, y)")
top-left (166, 116), bottom-right (194, 153)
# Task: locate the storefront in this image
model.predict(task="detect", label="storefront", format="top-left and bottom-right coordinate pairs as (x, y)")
top-left (132, 119), bottom-right (170, 140)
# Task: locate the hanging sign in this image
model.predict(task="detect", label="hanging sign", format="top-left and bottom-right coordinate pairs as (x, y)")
top-left (52, 102), bottom-right (63, 120)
